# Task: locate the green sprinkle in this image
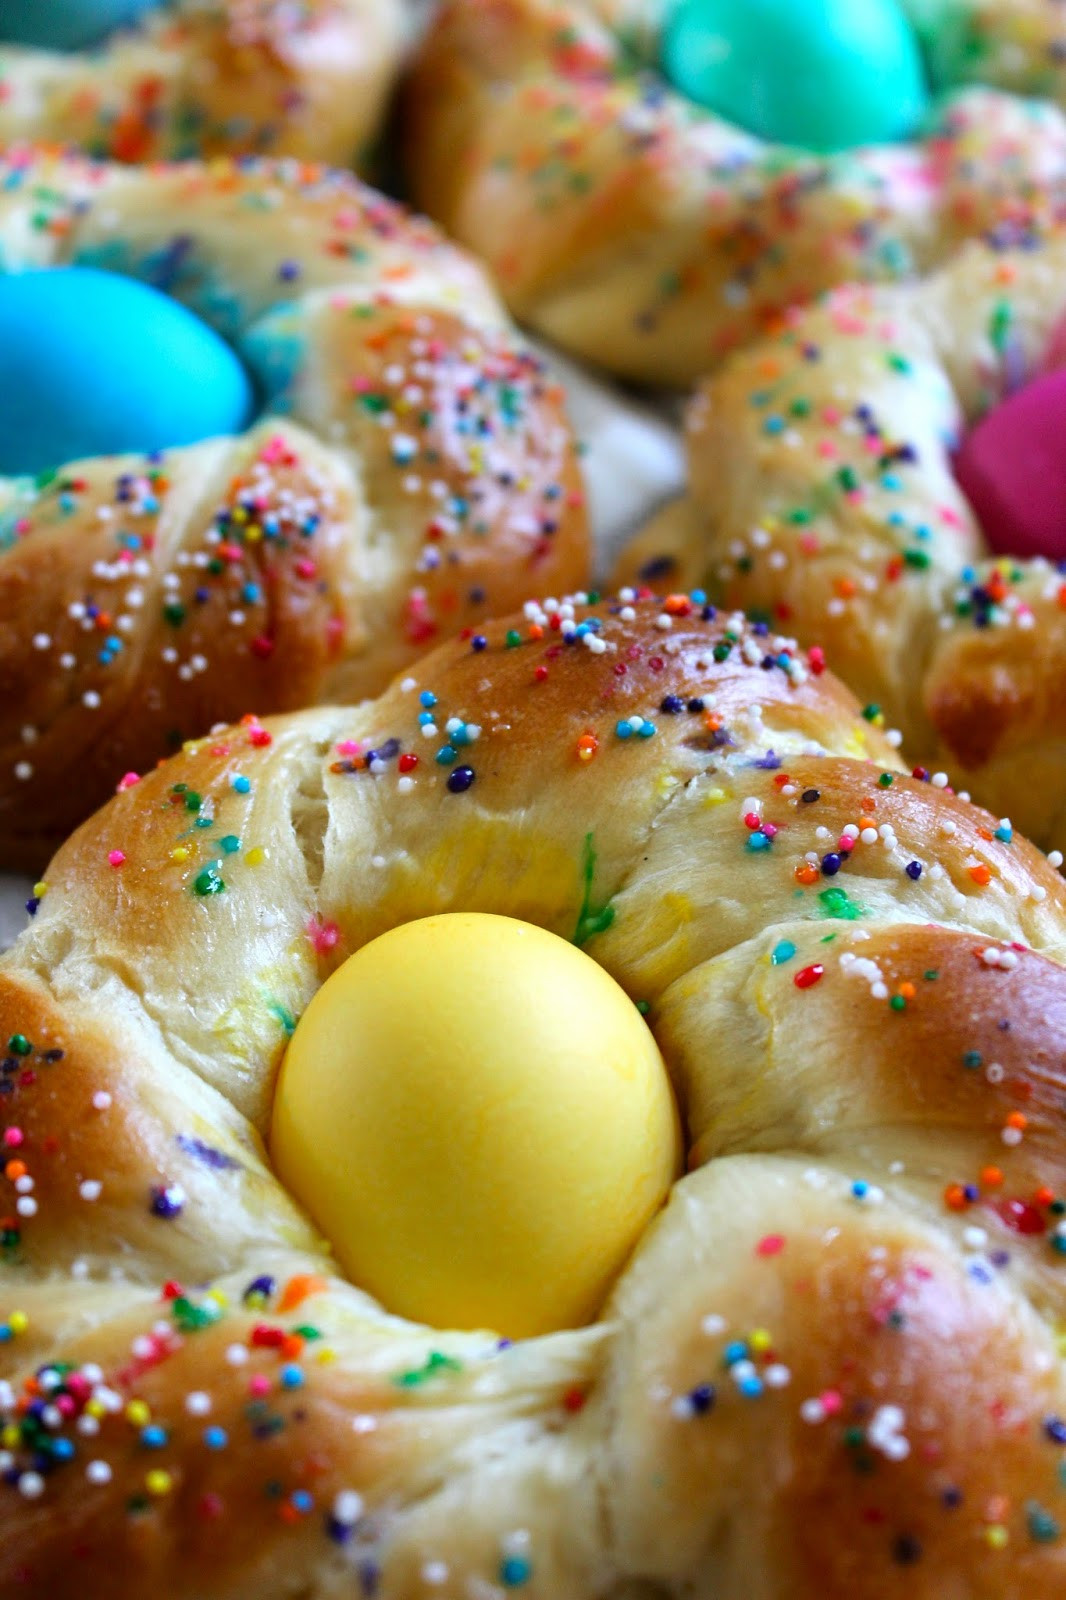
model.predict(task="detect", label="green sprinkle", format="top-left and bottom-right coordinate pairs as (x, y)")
top-left (7, 1034), bottom-right (31, 1057)
top-left (887, 353), bottom-right (912, 374)
top-left (818, 886), bottom-right (863, 921)
top-left (171, 1296), bottom-right (222, 1332)
top-left (392, 1350), bottom-right (462, 1388)
top-left (267, 1002), bottom-right (297, 1036)
top-left (574, 832), bottom-right (616, 947)
top-left (889, 994), bottom-right (906, 1011)
top-left (162, 602), bottom-right (186, 627)
top-left (505, 629), bottom-right (522, 648)
top-left (861, 704), bottom-right (881, 722)
top-left (1026, 1503), bottom-right (1060, 1543)
top-left (878, 773), bottom-right (894, 787)
top-left (989, 299), bottom-right (1013, 354)
top-left (193, 866), bottom-right (225, 897)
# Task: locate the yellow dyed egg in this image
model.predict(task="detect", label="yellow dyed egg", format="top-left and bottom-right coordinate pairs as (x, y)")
top-left (270, 913), bottom-right (681, 1337)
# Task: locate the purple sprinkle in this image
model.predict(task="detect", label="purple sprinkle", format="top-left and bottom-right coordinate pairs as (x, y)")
top-left (905, 861), bottom-right (922, 880)
top-left (149, 1184), bottom-right (185, 1220)
top-left (447, 766), bottom-right (475, 794)
top-left (176, 1134), bottom-right (240, 1171)
top-left (243, 1274), bottom-right (276, 1303)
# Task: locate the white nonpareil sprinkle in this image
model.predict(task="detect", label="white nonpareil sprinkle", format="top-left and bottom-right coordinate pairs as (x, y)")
top-left (332, 1489), bottom-right (365, 1527)
top-left (86, 1461), bottom-right (112, 1486)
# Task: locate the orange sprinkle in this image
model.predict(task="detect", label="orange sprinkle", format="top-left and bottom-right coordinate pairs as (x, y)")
top-left (794, 863), bottom-right (819, 886)
top-left (969, 864), bottom-right (992, 886)
top-left (1035, 1186), bottom-right (1055, 1208)
top-left (898, 982), bottom-right (915, 1001)
top-left (3, 1161), bottom-right (26, 1181)
top-left (981, 1166), bottom-right (1004, 1188)
top-left (576, 733), bottom-right (599, 763)
top-left (1006, 1112), bottom-right (1028, 1131)
top-left (944, 1183), bottom-right (968, 1211)
top-left (277, 1275), bottom-right (328, 1314)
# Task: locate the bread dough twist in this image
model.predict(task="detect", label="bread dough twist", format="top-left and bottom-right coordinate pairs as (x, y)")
top-left (0, 149), bottom-right (588, 868)
top-left (616, 232), bottom-right (1066, 845)
top-left (0, 0), bottom-right (403, 166)
top-left (2, 592), bottom-right (1066, 1596)
top-left (407, 0), bottom-right (1066, 384)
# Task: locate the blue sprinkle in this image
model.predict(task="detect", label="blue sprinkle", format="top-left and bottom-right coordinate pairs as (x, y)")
top-left (232, 775), bottom-right (251, 794)
top-left (203, 1426), bottom-right (228, 1449)
top-left (499, 1556), bottom-right (533, 1588)
top-left (141, 1425), bottom-right (168, 1449)
top-left (280, 1365), bottom-right (304, 1389)
top-left (420, 691), bottom-right (437, 708)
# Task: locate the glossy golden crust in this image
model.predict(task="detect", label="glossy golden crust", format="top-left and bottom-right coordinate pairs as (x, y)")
top-left (3, 594), bottom-right (1066, 1597)
top-left (615, 232), bottom-right (1066, 845)
top-left (0, 150), bottom-right (589, 868)
top-left (405, 0), bottom-right (1066, 385)
top-left (0, 0), bottom-right (403, 167)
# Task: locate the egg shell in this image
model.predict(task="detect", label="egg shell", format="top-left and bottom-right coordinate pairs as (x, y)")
top-left (0, 0), bottom-right (161, 50)
top-left (661, 0), bottom-right (929, 153)
top-left (953, 368), bottom-right (1066, 563)
top-left (0, 268), bottom-right (255, 477)
top-left (271, 913), bottom-right (682, 1338)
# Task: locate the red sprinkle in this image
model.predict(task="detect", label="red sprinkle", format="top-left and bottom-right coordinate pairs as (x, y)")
top-left (756, 1234), bottom-right (786, 1257)
top-left (794, 963), bottom-right (824, 989)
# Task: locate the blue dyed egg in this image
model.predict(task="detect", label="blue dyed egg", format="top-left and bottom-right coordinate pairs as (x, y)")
top-left (0, 0), bottom-right (161, 51)
top-left (0, 269), bottom-right (255, 476)
top-left (661, 0), bottom-right (929, 153)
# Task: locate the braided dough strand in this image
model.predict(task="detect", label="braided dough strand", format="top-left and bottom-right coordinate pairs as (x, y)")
top-left (406, 0), bottom-right (1066, 384)
top-left (3, 597), bottom-right (1066, 1594)
top-left (0, 150), bottom-right (588, 867)
top-left (0, 0), bottom-right (404, 167)
top-left (619, 233), bottom-right (1066, 845)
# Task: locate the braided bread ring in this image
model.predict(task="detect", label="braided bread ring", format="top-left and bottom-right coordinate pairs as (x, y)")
top-left (406, 0), bottom-right (1066, 385)
top-left (2, 593), bottom-right (1066, 1597)
top-left (0, 149), bottom-right (588, 870)
top-left (615, 232), bottom-right (1066, 847)
top-left (0, 0), bottom-right (403, 166)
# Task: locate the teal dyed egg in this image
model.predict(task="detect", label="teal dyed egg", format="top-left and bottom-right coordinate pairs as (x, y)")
top-left (661, 0), bottom-right (929, 153)
top-left (0, 269), bottom-right (255, 476)
top-left (0, 0), bottom-right (161, 50)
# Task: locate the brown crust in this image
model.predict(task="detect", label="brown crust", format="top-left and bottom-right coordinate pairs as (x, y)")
top-left (0, 151), bottom-right (589, 868)
top-left (405, 0), bottom-right (1066, 385)
top-left (2, 597), bottom-right (1066, 1595)
top-left (631, 236), bottom-right (1066, 845)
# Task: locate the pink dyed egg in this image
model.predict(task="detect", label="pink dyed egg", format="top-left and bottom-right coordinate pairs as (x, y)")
top-left (954, 368), bottom-right (1066, 561)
